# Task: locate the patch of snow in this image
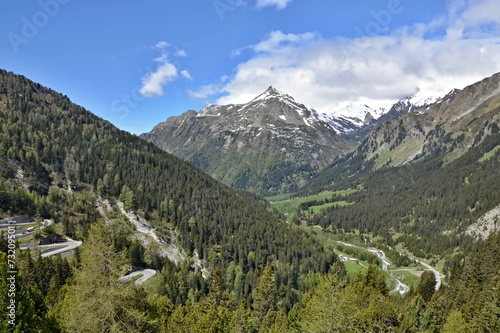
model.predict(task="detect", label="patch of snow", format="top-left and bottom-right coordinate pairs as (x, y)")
top-left (197, 104), bottom-right (223, 117)
top-left (405, 90), bottom-right (441, 108)
top-left (251, 86), bottom-right (293, 103)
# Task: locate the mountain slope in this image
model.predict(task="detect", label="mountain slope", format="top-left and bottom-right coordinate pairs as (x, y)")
top-left (295, 73), bottom-right (500, 259)
top-left (1, 74), bottom-right (499, 333)
top-left (141, 86), bottom-right (354, 195)
top-left (308, 72), bottom-right (500, 190)
top-left (306, 128), bottom-right (500, 257)
top-left (0, 69), bottom-right (336, 297)
top-left (359, 73), bottom-right (500, 168)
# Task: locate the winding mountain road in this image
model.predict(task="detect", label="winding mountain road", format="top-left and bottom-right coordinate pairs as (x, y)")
top-left (119, 269), bottom-right (157, 286)
top-left (336, 241), bottom-right (442, 294)
top-left (20, 240), bottom-right (82, 258)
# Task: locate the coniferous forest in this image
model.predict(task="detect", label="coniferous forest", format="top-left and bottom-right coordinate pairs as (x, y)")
top-left (0, 69), bottom-right (499, 332)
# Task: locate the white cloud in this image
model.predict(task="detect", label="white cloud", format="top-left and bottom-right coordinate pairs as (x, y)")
top-left (454, 0), bottom-right (500, 28)
top-left (139, 42), bottom-right (191, 98)
top-left (154, 53), bottom-right (168, 63)
top-left (253, 30), bottom-right (316, 53)
top-left (188, 84), bottom-right (222, 99)
top-left (181, 70), bottom-right (192, 80)
top-left (187, 76), bottom-right (230, 99)
top-left (256, 0), bottom-right (293, 10)
top-left (195, 0), bottom-right (500, 114)
top-left (155, 41), bottom-right (169, 49)
top-left (139, 63), bottom-right (178, 98)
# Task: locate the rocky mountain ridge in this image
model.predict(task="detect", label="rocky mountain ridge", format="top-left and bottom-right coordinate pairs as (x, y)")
top-left (358, 73), bottom-right (500, 168)
top-left (275, 72), bottom-right (500, 197)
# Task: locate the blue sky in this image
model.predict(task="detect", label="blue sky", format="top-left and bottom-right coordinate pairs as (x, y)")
top-left (1, 0), bottom-right (500, 134)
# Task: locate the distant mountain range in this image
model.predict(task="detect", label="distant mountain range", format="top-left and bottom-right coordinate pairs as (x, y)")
top-left (358, 74), bottom-right (499, 168)
top-left (141, 84), bottom-right (448, 195)
top-left (140, 72), bottom-right (500, 259)
top-left (334, 91), bottom-right (444, 142)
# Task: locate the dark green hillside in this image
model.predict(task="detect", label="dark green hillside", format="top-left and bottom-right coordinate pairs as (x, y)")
top-left (303, 125), bottom-right (500, 258)
top-left (0, 69), bottom-right (335, 299)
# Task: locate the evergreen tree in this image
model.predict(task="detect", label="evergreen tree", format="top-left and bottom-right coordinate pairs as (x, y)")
top-left (299, 268), bottom-right (349, 333)
top-left (252, 263), bottom-right (277, 328)
top-left (397, 294), bottom-right (435, 332)
top-left (51, 222), bottom-right (154, 332)
top-left (416, 271), bottom-right (436, 302)
top-left (229, 300), bottom-right (251, 333)
top-left (442, 310), bottom-right (468, 333)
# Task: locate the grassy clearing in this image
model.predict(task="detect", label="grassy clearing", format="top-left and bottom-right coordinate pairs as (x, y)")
top-left (266, 189), bottom-right (358, 215)
top-left (308, 201), bottom-right (352, 213)
top-left (479, 145), bottom-right (500, 163)
top-left (343, 261), bottom-right (367, 276)
top-left (139, 274), bottom-right (165, 295)
top-left (394, 243), bottom-right (444, 272)
top-left (374, 140), bottom-right (425, 168)
top-left (391, 270), bottom-right (421, 288)
top-left (333, 248), bottom-right (369, 276)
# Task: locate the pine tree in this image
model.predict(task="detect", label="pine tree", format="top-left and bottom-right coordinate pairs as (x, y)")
top-left (252, 263), bottom-right (277, 329)
top-left (299, 267), bottom-right (349, 333)
top-left (51, 222), bottom-right (154, 332)
top-left (397, 294), bottom-right (435, 332)
top-left (229, 300), bottom-right (251, 333)
top-left (416, 271), bottom-right (436, 302)
top-left (206, 266), bottom-right (231, 307)
top-left (442, 310), bottom-right (468, 333)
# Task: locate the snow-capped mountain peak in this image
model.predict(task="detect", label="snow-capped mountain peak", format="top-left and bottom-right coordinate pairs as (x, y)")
top-left (198, 86), bottom-right (449, 138)
top-left (328, 104), bottom-right (386, 121)
top-left (251, 86), bottom-right (293, 102)
top-left (316, 103), bottom-right (388, 135)
top-left (399, 89), bottom-right (442, 111)
top-left (247, 86), bottom-right (307, 113)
